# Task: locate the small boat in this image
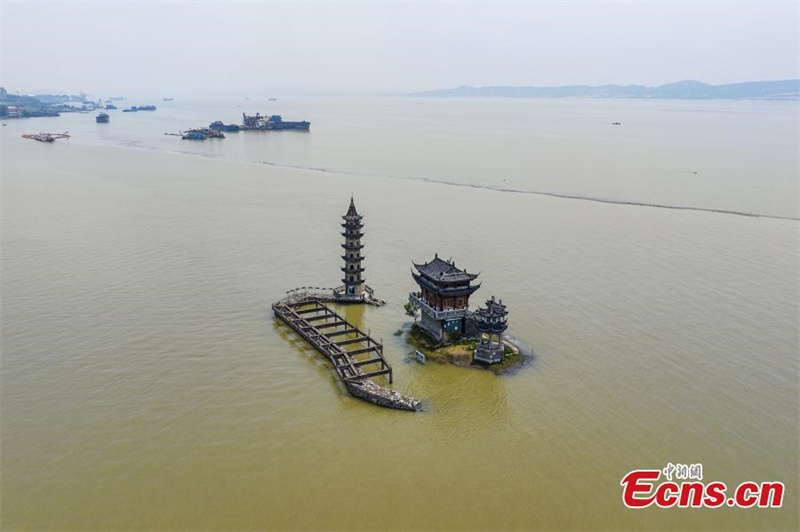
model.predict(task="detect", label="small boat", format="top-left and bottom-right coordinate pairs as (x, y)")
top-left (268, 97), bottom-right (277, 101)
top-left (181, 130), bottom-right (207, 140)
top-left (22, 132), bottom-right (71, 142)
top-left (123, 105), bottom-right (157, 112)
top-left (209, 121), bottom-right (240, 132)
top-left (181, 128), bottom-right (225, 140)
top-left (163, 97), bottom-right (174, 101)
top-left (96, 112), bottom-right (110, 123)
top-left (612, 122), bottom-right (622, 125)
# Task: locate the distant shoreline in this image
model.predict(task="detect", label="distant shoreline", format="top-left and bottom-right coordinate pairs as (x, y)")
top-left (412, 79), bottom-right (800, 101)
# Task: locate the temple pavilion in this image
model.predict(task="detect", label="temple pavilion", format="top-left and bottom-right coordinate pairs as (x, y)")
top-left (473, 296), bottom-right (509, 363)
top-left (408, 254), bottom-right (481, 341)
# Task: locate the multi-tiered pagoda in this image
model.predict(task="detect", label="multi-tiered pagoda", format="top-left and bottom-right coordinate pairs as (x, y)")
top-left (408, 255), bottom-right (481, 341)
top-left (473, 296), bottom-right (509, 363)
top-left (334, 197), bottom-right (368, 303)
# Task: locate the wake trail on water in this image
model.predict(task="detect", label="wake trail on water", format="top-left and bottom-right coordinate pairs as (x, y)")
top-left (111, 142), bottom-right (798, 222)
top-left (254, 160), bottom-right (800, 222)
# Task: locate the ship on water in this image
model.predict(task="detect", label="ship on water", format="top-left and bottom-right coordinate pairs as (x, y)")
top-left (21, 132), bottom-right (71, 142)
top-left (208, 113), bottom-right (310, 133)
top-left (180, 128), bottom-right (226, 140)
top-left (122, 105), bottom-right (157, 112)
top-left (241, 113), bottom-right (310, 131)
top-left (209, 121), bottom-right (240, 132)
top-left (182, 130), bottom-right (207, 140)
top-left (96, 112), bottom-right (110, 123)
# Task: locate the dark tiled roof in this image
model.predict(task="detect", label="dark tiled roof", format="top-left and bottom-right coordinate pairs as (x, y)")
top-left (474, 297), bottom-right (509, 333)
top-left (413, 255), bottom-right (479, 283)
top-left (474, 296), bottom-right (508, 318)
top-left (412, 273), bottom-right (481, 296)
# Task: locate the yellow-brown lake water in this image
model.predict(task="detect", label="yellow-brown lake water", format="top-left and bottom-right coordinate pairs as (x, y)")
top-left (2, 97), bottom-right (797, 530)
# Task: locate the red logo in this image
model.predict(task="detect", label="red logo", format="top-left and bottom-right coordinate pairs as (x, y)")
top-left (621, 465), bottom-right (784, 509)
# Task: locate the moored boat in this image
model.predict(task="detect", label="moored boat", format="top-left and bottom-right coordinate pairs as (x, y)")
top-left (22, 132), bottom-right (71, 142)
top-left (181, 128), bottom-right (225, 140)
top-left (209, 121), bottom-right (240, 132)
top-left (240, 112), bottom-right (310, 131)
top-left (122, 105), bottom-right (157, 112)
top-left (181, 130), bottom-right (207, 140)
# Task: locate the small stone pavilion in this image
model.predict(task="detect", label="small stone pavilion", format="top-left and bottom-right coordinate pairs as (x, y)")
top-left (473, 296), bottom-right (509, 363)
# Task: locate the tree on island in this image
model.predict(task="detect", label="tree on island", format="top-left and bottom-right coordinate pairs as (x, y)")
top-left (404, 302), bottom-right (418, 323)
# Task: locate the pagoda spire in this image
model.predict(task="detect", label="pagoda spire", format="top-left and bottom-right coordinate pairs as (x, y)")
top-left (340, 196), bottom-right (365, 298)
top-left (346, 195), bottom-right (359, 218)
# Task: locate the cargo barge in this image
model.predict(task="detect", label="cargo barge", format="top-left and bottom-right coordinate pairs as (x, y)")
top-left (22, 132), bottom-right (71, 142)
top-left (208, 113), bottom-right (310, 133)
top-left (241, 113), bottom-right (310, 131)
top-left (181, 128), bottom-right (226, 140)
top-left (122, 105), bottom-right (157, 112)
top-left (209, 121), bottom-right (240, 132)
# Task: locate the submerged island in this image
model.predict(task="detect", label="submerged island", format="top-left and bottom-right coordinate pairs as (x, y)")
top-left (271, 198), bottom-right (532, 413)
top-left (405, 255), bottom-right (531, 373)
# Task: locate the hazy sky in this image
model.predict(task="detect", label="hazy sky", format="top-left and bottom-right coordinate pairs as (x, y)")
top-left (1, 1), bottom-right (798, 96)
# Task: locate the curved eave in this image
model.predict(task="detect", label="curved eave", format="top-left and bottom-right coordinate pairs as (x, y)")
top-left (412, 273), bottom-right (481, 296)
top-left (476, 324), bottom-right (509, 333)
top-left (411, 266), bottom-right (480, 284)
top-left (474, 310), bottom-right (509, 319)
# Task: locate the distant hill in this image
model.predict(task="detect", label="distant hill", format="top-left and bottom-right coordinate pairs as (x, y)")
top-left (413, 79), bottom-right (800, 100)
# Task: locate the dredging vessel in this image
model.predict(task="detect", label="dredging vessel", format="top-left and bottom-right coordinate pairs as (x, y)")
top-left (21, 132), bottom-right (71, 142)
top-left (122, 105), bottom-right (157, 112)
top-left (181, 128), bottom-right (225, 140)
top-left (241, 113), bottom-right (310, 131)
top-left (209, 121), bottom-right (240, 132)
